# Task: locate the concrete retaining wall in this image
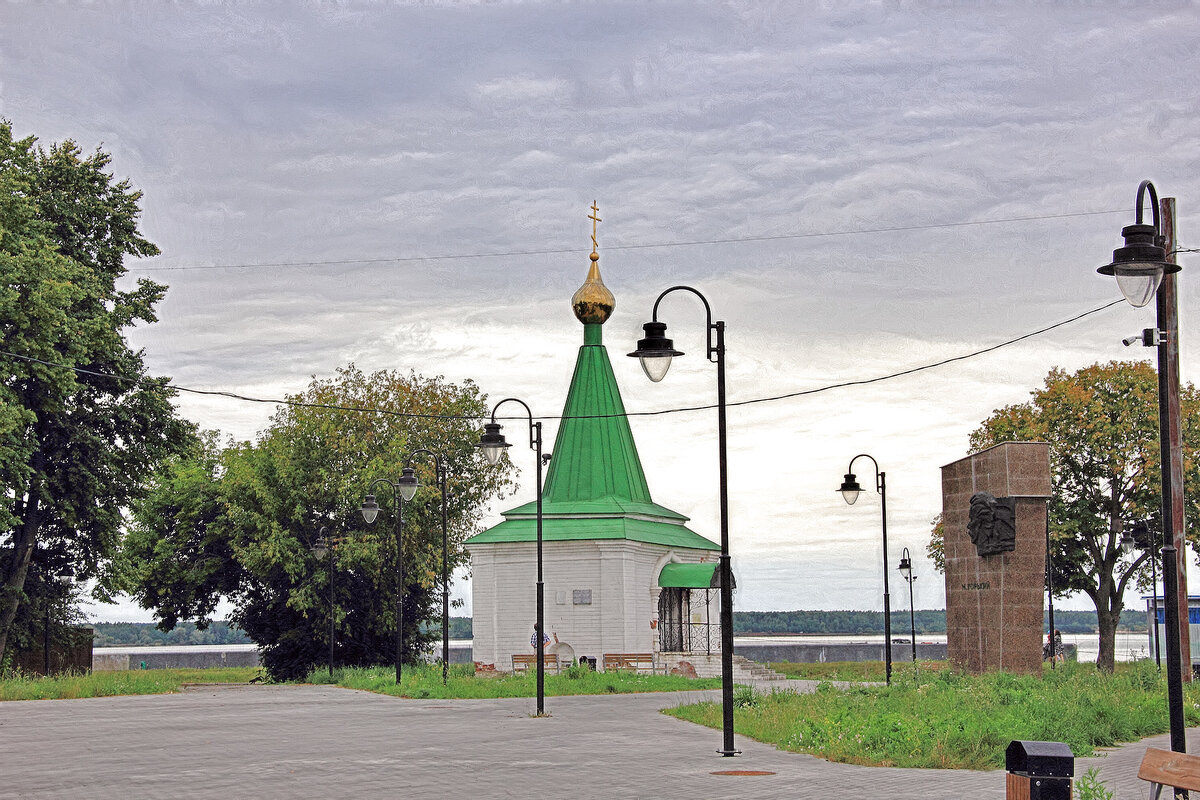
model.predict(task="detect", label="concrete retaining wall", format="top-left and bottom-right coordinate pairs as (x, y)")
top-left (93, 647), bottom-right (261, 671)
top-left (734, 642), bottom-right (949, 663)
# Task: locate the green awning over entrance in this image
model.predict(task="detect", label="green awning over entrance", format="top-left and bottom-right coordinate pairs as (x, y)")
top-left (658, 562), bottom-right (729, 589)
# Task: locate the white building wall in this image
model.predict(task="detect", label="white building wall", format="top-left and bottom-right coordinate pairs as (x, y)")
top-left (467, 538), bottom-right (720, 670)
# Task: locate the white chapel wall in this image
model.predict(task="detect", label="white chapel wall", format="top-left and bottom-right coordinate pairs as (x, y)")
top-left (468, 538), bottom-right (721, 670)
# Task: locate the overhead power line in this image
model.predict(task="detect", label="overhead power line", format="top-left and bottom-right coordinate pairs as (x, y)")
top-left (0, 299), bottom-right (1124, 423)
top-left (129, 208), bottom-right (1128, 272)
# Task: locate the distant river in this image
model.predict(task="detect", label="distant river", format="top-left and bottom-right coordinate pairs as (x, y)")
top-left (97, 633), bottom-right (1154, 664)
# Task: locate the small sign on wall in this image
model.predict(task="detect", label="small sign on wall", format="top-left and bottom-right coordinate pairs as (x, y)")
top-left (572, 589), bottom-right (592, 605)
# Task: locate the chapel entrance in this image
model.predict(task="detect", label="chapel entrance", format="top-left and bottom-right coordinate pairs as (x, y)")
top-left (658, 587), bottom-right (687, 652)
top-left (657, 562), bottom-right (733, 655)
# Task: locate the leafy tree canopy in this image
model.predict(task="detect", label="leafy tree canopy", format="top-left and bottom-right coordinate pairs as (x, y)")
top-left (0, 120), bottom-right (192, 666)
top-left (122, 366), bottom-right (516, 680)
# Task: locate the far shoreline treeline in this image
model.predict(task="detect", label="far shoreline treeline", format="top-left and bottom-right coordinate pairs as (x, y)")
top-left (91, 609), bottom-right (1146, 646)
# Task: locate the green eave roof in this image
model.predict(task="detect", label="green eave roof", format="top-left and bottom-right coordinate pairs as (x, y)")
top-left (659, 562), bottom-right (728, 588)
top-left (465, 516), bottom-right (720, 551)
top-left (502, 496), bottom-right (687, 522)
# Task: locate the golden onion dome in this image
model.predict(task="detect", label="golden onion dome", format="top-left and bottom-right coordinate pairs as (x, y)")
top-left (572, 202), bottom-right (615, 325)
top-left (572, 252), bottom-right (615, 325)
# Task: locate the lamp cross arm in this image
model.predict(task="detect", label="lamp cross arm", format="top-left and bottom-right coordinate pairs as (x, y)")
top-left (649, 285), bottom-right (723, 362)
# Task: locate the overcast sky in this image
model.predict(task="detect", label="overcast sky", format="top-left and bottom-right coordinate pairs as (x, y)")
top-left (4, 1), bottom-right (1200, 622)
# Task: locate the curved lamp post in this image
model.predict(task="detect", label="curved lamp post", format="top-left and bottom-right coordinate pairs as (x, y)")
top-left (1121, 520), bottom-right (1161, 670)
top-left (898, 547), bottom-right (917, 663)
top-left (477, 398), bottom-right (550, 715)
top-left (628, 285), bottom-right (738, 757)
top-left (837, 454), bottom-right (893, 685)
top-left (400, 449), bottom-right (452, 685)
top-left (1099, 180), bottom-right (1186, 754)
top-left (361, 478), bottom-right (405, 685)
top-left (310, 527), bottom-right (334, 678)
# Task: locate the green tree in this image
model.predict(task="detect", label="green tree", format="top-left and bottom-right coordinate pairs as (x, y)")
top-left (959, 361), bottom-right (1200, 672)
top-left (122, 366), bottom-right (515, 681)
top-left (0, 121), bottom-right (192, 666)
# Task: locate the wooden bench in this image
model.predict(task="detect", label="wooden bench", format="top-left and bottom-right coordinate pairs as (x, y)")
top-left (602, 653), bottom-right (658, 674)
top-left (511, 653), bottom-right (560, 674)
top-left (1139, 747), bottom-right (1200, 799)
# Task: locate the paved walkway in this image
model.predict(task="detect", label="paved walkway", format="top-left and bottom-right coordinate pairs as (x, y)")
top-left (0, 681), bottom-right (1194, 799)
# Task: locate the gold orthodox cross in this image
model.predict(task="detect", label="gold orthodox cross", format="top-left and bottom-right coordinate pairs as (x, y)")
top-left (589, 201), bottom-right (602, 255)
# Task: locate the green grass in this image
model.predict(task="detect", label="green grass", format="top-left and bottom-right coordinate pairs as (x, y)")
top-left (666, 660), bottom-right (1200, 770)
top-left (0, 667), bottom-right (261, 701)
top-left (1, 662), bottom-right (717, 702)
top-left (769, 660), bottom-right (949, 682)
top-left (308, 662), bottom-right (721, 699)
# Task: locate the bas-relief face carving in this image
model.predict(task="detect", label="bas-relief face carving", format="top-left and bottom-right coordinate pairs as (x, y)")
top-left (966, 491), bottom-right (1017, 557)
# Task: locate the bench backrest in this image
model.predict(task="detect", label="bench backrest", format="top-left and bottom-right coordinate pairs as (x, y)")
top-left (1139, 747), bottom-right (1200, 794)
top-left (603, 653), bottom-right (655, 669)
top-left (511, 653), bottom-right (558, 671)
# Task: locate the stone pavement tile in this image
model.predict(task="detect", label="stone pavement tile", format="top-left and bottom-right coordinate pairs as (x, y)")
top-left (0, 683), bottom-right (1185, 799)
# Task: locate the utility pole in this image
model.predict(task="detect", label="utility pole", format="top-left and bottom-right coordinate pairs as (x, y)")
top-left (1160, 196), bottom-right (1191, 683)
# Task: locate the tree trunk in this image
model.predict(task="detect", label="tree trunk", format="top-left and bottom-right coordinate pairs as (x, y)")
top-left (0, 501), bottom-right (39, 665)
top-left (1096, 605), bottom-right (1121, 673)
top-left (0, 446), bottom-right (44, 666)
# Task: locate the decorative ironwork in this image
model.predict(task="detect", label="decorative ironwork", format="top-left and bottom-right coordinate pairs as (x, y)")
top-left (657, 587), bottom-right (720, 654)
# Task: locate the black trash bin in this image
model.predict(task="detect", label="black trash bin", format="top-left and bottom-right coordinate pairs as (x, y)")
top-left (1005, 740), bottom-right (1074, 800)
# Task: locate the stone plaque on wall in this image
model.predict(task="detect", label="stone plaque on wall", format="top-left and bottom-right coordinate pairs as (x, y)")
top-left (942, 442), bottom-right (1051, 675)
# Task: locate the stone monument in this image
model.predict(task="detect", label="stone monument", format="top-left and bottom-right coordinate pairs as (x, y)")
top-left (941, 442), bottom-right (1052, 674)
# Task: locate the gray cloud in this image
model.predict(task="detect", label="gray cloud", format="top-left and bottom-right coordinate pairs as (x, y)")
top-left (4, 1), bottom-right (1199, 618)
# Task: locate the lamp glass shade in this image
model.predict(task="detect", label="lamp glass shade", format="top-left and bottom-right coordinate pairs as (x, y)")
top-left (1120, 530), bottom-right (1136, 556)
top-left (398, 467), bottom-right (418, 502)
top-left (311, 537), bottom-right (329, 559)
top-left (898, 556), bottom-right (912, 580)
top-left (838, 474), bottom-right (863, 505)
top-left (1114, 267), bottom-right (1163, 309)
top-left (639, 354), bottom-right (673, 383)
top-left (361, 495), bottom-right (380, 524)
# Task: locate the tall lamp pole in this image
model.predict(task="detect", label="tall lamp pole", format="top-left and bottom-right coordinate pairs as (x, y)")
top-left (310, 527), bottom-right (334, 678)
top-left (1098, 179), bottom-right (1186, 754)
top-left (400, 449), bottom-right (452, 685)
top-left (898, 547), bottom-right (917, 663)
top-left (629, 285), bottom-right (739, 757)
top-left (361, 478), bottom-right (405, 685)
top-left (477, 398), bottom-right (549, 715)
top-left (838, 454), bottom-right (893, 686)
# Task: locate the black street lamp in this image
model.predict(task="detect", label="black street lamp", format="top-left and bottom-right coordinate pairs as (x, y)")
top-left (477, 398), bottom-right (550, 715)
top-left (361, 478), bottom-right (406, 685)
top-left (838, 454), bottom-right (893, 686)
top-left (1121, 520), bottom-right (1162, 670)
top-left (628, 285), bottom-right (739, 757)
top-left (898, 547), bottom-right (917, 663)
top-left (1098, 179), bottom-right (1186, 754)
top-left (310, 527), bottom-right (334, 679)
top-left (401, 449), bottom-right (452, 685)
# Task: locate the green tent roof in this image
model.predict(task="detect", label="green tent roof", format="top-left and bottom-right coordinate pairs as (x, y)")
top-left (658, 562), bottom-right (723, 588)
top-left (540, 323), bottom-right (652, 507)
top-left (467, 308), bottom-right (718, 552)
